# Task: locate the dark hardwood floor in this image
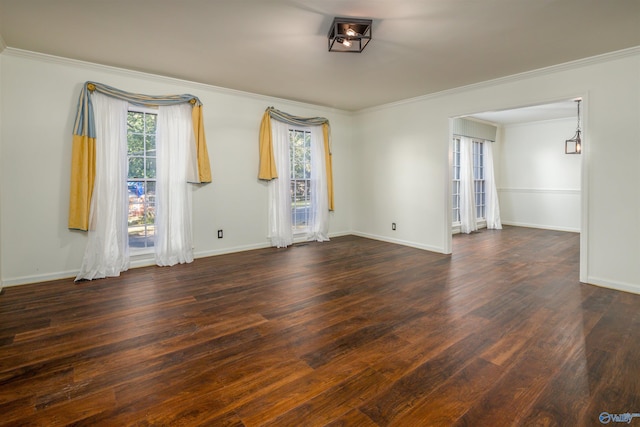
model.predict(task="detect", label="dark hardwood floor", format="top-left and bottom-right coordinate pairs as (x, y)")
top-left (1, 226), bottom-right (639, 426)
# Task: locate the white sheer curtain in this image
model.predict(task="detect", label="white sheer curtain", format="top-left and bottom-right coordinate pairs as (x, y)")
top-left (76, 93), bottom-right (129, 280)
top-left (154, 103), bottom-right (197, 266)
top-left (484, 141), bottom-right (502, 230)
top-left (459, 136), bottom-right (478, 234)
top-left (268, 120), bottom-right (293, 248)
top-left (306, 125), bottom-right (329, 242)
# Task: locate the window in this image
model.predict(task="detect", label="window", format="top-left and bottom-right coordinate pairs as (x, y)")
top-left (289, 128), bottom-right (312, 232)
top-left (127, 108), bottom-right (157, 249)
top-left (473, 140), bottom-right (485, 220)
top-left (265, 119), bottom-right (328, 248)
top-left (452, 137), bottom-right (486, 223)
top-left (452, 138), bottom-right (461, 223)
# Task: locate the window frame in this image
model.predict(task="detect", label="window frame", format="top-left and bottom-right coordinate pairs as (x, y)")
top-left (452, 136), bottom-right (487, 227)
top-left (127, 104), bottom-right (158, 253)
top-left (288, 126), bottom-right (313, 235)
top-left (452, 137), bottom-right (461, 223)
top-left (473, 139), bottom-right (486, 220)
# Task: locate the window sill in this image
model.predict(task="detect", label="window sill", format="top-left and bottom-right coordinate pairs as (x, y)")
top-left (452, 220), bottom-right (487, 235)
top-left (130, 248), bottom-right (154, 257)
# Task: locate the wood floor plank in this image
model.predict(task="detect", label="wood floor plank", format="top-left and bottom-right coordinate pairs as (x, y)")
top-left (235, 354), bottom-right (372, 426)
top-left (324, 408), bottom-right (379, 427)
top-left (0, 227), bottom-right (638, 426)
top-left (259, 367), bottom-right (392, 427)
top-left (518, 344), bottom-right (604, 426)
top-left (453, 297), bottom-right (593, 426)
top-left (11, 389), bottom-right (116, 426)
top-left (359, 328), bottom-right (499, 425)
top-left (390, 357), bottom-right (503, 426)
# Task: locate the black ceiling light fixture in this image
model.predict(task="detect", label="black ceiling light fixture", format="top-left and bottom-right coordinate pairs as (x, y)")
top-left (565, 99), bottom-right (582, 154)
top-left (328, 17), bottom-right (372, 53)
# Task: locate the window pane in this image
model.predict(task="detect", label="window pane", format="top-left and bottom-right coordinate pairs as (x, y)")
top-left (292, 133), bottom-right (309, 178)
top-left (128, 181), bottom-right (144, 197)
top-left (143, 196), bottom-right (155, 225)
top-left (146, 180), bottom-right (156, 196)
top-left (145, 135), bottom-right (156, 155)
top-left (145, 113), bottom-right (157, 134)
top-left (128, 112), bottom-right (144, 133)
top-left (146, 158), bottom-right (156, 179)
top-left (129, 223), bottom-right (155, 248)
top-left (128, 190), bottom-right (143, 218)
top-left (128, 157), bottom-right (144, 179)
top-left (128, 134), bottom-right (144, 156)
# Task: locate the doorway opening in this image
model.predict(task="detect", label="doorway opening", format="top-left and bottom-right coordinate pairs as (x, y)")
top-left (446, 97), bottom-right (587, 282)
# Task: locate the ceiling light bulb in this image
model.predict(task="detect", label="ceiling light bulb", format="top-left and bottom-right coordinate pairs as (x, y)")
top-left (346, 28), bottom-right (356, 37)
top-left (342, 39), bottom-right (352, 47)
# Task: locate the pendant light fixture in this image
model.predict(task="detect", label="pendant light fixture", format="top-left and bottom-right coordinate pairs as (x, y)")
top-left (565, 99), bottom-right (582, 154)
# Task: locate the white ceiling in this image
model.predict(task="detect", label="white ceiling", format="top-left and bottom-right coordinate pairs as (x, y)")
top-left (0, 1), bottom-right (639, 111)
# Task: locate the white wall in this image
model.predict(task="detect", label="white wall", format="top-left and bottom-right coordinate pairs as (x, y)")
top-left (0, 51), bottom-right (3, 288)
top-left (1, 48), bottom-right (639, 295)
top-left (0, 50), bottom-right (354, 285)
top-left (351, 102), bottom-right (447, 252)
top-left (497, 118), bottom-right (581, 232)
top-left (352, 49), bottom-right (640, 294)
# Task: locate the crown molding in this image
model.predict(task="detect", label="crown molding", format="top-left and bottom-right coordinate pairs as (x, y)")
top-left (1, 47), bottom-right (352, 117)
top-left (357, 46), bottom-right (640, 115)
top-left (2, 45), bottom-right (638, 116)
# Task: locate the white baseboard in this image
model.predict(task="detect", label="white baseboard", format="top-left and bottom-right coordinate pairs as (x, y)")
top-left (1, 269), bottom-right (79, 287)
top-left (350, 231), bottom-right (446, 254)
top-left (0, 231), bottom-right (356, 288)
top-left (6, 231), bottom-right (636, 298)
top-left (194, 230), bottom-right (353, 258)
top-left (585, 276), bottom-right (640, 295)
top-left (194, 241), bottom-right (273, 259)
top-left (328, 230), bottom-right (353, 239)
top-left (501, 221), bottom-right (580, 233)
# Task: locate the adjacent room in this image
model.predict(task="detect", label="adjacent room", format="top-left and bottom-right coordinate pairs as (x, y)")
top-left (0, 1), bottom-right (639, 425)
top-left (451, 100), bottom-right (582, 237)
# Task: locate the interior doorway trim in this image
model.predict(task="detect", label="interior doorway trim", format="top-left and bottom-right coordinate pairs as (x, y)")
top-left (445, 94), bottom-right (589, 283)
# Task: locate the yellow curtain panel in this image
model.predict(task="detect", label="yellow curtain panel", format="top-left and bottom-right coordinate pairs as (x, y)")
top-left (258, 107), bottom-right (334, 211)
top-left (191, 104), bottom-right (212, 184)
top-left (258, 110), bottom-right (278, 180)
top-left (68, 134), bottom-right (96, 231)
top-left (68, 81), bottom-right (211, 231)
top-left (323, 123), bottom-right (334, 211)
